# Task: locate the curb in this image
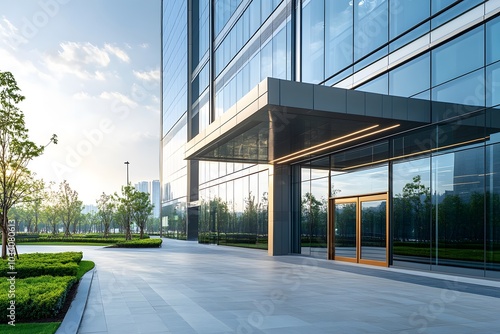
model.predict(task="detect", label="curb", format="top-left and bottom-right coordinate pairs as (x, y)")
top-left (55, 267), bottom-right (95, 334)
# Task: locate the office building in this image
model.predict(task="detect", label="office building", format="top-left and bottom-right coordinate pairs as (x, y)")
top-left (161, 0), bottom-right (500, 278)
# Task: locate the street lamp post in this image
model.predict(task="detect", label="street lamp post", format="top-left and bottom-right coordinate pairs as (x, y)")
top-left (124, 161), bottom-right (130, 185)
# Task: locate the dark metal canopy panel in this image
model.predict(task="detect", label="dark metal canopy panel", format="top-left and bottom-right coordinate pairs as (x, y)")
top-left (185, 78), bottom-right (432, 165)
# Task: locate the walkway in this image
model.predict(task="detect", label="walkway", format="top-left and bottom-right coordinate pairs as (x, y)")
top-left (19, 240), bottom-right (500, 333)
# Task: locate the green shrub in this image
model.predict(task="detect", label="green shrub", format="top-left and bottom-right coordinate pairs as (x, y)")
top-left (0, 252), bottom-right (82, 278)
top-left (0, 276), bottom-right (76, 323)
top-left (112, 238), bottom-right (162, 248)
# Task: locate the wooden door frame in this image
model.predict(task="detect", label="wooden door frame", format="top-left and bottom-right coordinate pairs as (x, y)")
top-left (328, 192), bottom-right (389, 267)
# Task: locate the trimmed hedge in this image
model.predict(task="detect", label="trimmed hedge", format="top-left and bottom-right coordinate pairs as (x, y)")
top-left (0, 275), bottom-right (76, 323)
top-left (0, 252), bottom-right (82, 278)
top-left (112, 238), bottom-right (162, 248)
top-left (15, 237), bottom-right (122, 244)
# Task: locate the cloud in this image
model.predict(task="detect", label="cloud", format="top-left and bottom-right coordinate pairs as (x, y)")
top-left (133, 69), bottom-right (160, 82)
top-left (0, 16), bottom-right (26, 49)
top-left (139, 43), bottom-right (149, 49)
top-left (99, 91), bottom-right (137, 108)
top-left (73, 91), bottom-right (90, 100)
top-left (104, 44), bottom-right (130, 63)
top-left (59, 42), bottom-right (110, 67)
top-left (42, 42), bottom-right (130, 80)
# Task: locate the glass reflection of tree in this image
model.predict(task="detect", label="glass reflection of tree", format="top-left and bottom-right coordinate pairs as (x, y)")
top-left (335, 203), bottom-right (356, 247)
top-left (394, 175), bottom-right (431, 243)
top-left (302, 192), bottom-right (327, 247)
top-left (243, 191), bottom-right (258, 235)
top-left (257, 191), bottom-right (268, 245)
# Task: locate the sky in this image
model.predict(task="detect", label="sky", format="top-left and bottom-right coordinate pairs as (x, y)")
top-left (0, 0), bottom-right (161, 204)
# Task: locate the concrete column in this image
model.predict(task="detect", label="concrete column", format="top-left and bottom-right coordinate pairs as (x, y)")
top-left (268, 164), bottom-right (291, 256)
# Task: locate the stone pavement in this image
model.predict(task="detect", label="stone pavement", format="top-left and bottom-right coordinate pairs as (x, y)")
top-left (19, 240), bottom-right (500, 334)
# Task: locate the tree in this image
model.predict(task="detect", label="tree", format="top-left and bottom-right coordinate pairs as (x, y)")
top-left (56, 180), bottom-right (82, 237)
top-left (131, 190), bottom-right (153, 239)
top-left (0, 71), bottom-right (57, 258)
top-left (24, 179), bottom-right (45, 233)
top-left (96, 192), bottom-right (115, 237)
top-left (115, 185), bottom-right (135, 240)
top-left (42, 181), bottom-right (60, 235)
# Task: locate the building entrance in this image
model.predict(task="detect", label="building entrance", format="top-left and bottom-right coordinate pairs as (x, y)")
top-left (328, 193), bottom-right (388, 266)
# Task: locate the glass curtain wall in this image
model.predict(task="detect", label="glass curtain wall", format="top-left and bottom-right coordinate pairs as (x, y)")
top-left (198, 169), bottom-right (269, 249)
top-left (162, 0), bottom-right (188, 239)
top-left (301, 162), bottom-right (329, 258)
top-left (215, 0), bottom-right (290, 118)
top-left (303, 0), bottom-right (487, 86)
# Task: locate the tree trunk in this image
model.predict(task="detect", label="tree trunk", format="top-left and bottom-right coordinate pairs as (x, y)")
top-left (1, 213), bottom-right (8, 259)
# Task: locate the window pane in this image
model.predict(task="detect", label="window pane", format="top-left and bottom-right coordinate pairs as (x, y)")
top-left (431, 0), bottom-right (456, 14)
top-left (390, 0), bottom-right (430, 39)
top-left (432, 149), bottom-right (485, 269)
top-left (392, 157), bottom-right (431, 269)
top-left (487, 62), bottom-right (500, 108)
top-left (261, 40), bottom-right (272, 81)
top-left (487, 16), bottom-right (500, 65)
top-left (357, 74), bottom-right (388, 95)
top-left (272, 27), bottom-right (287, 79)
top-left (432, 26), bottom-right (484, 86)
top-left (486, 143), bottom-right (500, 271)
top-left (301, 0), bottom-right (324, 83)
top-left (390, 53), bottom-right (430, 97)
top-left (432, 69), bottom-right (485, 110)
top-left (354, 0), bottom-right (388, 61)
top-left (310, 176), bottom-right (328, 258)
top-left (325, 0), bottom-right (353, 77)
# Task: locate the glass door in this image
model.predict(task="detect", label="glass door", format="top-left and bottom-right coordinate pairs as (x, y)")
top-left (329, 193), bottom-right (388, 266)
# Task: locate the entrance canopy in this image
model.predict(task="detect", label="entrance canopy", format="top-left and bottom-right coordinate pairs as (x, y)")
top-left (185, 78), bottom-right (431, 165)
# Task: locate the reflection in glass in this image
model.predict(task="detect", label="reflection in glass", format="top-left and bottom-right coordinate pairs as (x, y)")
top-left (302, 0), bottom-right (324, 83)
top-left (432, 26), bottom-right (484, 86)
top-left (487, 16), bottom-right (500, 65)
top-left (487, 62), bottom-right (500, 108)
top-left (354, 0), bottom-right (388, 61)
top-left (360, 200), bottom-right (386, 261)
top-left (334, 202), bottom-right (357, 258)
top-left (325, 0), bottom-right (353, 77)
top-left (392, 158), bottom-right (431, 265)
top-left (389, 53), bottom-right (430, 97)
top-left (389, 0), bottom-right (430, 39)
top-left (432, 149), bottom-right (485, 269)
top-left (486, 144), bottom-right (500, 271)
top-left (331, 165), bottom-right (388, 197)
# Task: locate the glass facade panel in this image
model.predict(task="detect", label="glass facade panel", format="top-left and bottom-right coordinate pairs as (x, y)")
top-left (163, 0), bottom-right (187, 136)
top-left (487, 16), bottom-right (500, 65)
top-left (332, 166), bottom-right (388, 197)
top-left (192, 0), bottom-right (210, 68)
top-left (432, 148), bottom-right (485, 269)
top-left (325, 0), bottom-right (353, 78)
top-left (334, 202), bottom-right (357, 258)
top-left (487, 62), bottom-right (500, 108)
top-left (301, 0), bottom-right (324, 83)
top-left (487, 143), bottom-right (500, 271)
top-left (432, 69), bottom-right (485, 114)
top-left (390, 0), bottom-right (430, 39)
top-left (432, 26), bottom-right (484, 86)
top-left (356, 73), bottom-right (388, 94)
top-left (392, 158), bottom-right (431, 265)
top-left (360, 199), bottom-right (386, 261)
top-left (353, 0), bottom-right (388, 61)
top-left (389, 53), bottom-right (430, 97)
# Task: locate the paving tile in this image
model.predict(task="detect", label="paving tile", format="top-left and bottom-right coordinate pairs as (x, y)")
top-left (16, 242), bottom-right (500, 334)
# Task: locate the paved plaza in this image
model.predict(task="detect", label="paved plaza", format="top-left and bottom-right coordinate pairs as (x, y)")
top-left (19, 240), bottom-right (500, 334)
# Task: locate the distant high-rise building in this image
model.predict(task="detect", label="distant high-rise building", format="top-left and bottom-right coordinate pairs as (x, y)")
top-left (151, 180), bottom-right (160, 218)
top-left (135, 181), bottom-right (150, 195)
top-left (82, 204), bottom-right (97, 215)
